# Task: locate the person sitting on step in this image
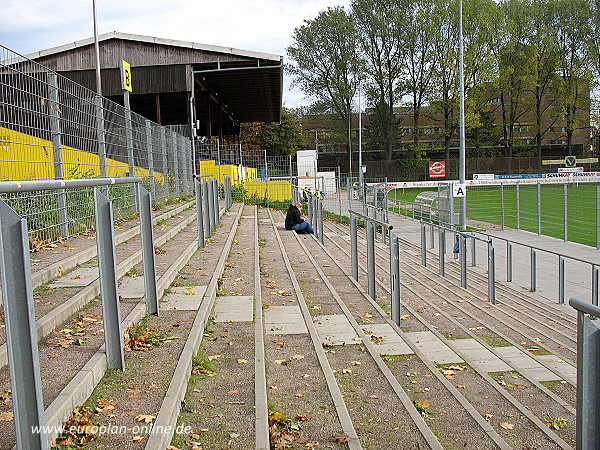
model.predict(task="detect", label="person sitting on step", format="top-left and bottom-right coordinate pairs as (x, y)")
top-left (284, 202), bottom-right (314, 234)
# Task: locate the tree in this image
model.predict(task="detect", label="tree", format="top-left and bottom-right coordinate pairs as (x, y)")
top-left (261, 108), bottom-right (306, 156)
top-left (352, 0), bottom-right (406, 161)
top-left (287, 7), bottom-right (361, 168)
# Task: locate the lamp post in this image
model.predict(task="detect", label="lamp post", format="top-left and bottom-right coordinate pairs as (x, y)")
top-left (458, 0), bottom-right (467, 230)
top-left (93, 0), bottom-right (102, 96)
top-left (358, 86), bottom-right (364, 204)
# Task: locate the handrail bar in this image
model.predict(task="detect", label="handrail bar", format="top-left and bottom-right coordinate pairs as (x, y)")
top-left (0, 177), bottom-right (142, 193)
top-left (473, 230), bottom-right (599, 267)
top-left (349, 209), bottom-right (393, 230)
top-left (569, 297), bottom-right (600, 317)
top-left (420, 220), bottom-right (492, 244)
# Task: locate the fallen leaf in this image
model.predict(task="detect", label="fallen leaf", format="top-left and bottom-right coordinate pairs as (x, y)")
top-left (291, 354), bottom-right (304, 360)
top-left (237, 359), bottom-right (248, 364)
top-left (331, 434), bottom-right (351, 443)
top-left (500, 422), bottom-right (514, 430)
top-left (227, 390), bottom-right (239, 395)
top-left (369, 395), bottom-right (380, 399)
top-left (416, 399), bottom-right (430, 409)
top-left (132, 435), bottom-right (144, 442)
top-left (400, 314), bottom-right (411, 320)
top-left (350, 361), bottom-right (362, 366)
top-left (135, 414), bottom-right (156, 423)
top-left (0, 412), bottom-right (13, 421)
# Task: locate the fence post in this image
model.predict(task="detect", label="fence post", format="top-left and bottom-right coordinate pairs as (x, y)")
top-left (48, 72), bottom-right (68, 239)
top-left (195, 178), bottom-right (205, 248)
top-left (597, 186), bottom-right (600, 250)
top-left (94, 189), bottom-right (125, 370)
top-left (95, 96), bottom-right (108, 180)
top-left (160, 127), bottom-right (170, 196)
top-left (172, 132), bottom-right (181, 195)
top-left (0, 200), bottom-right (47, 450)
top-left (531, 248), bottom-right (537, 292)
top-left (203, 180), bottom-right (212, 238)
top-left (501, 182), bottom-right (505, 230)
top-left (516, 183), bottom-right (520, 230)
top-left (421, 223), bottom-right (427, 267)
top-left (351, 215), bottom-right (358, 281)
top-left (145, 120), bottom-right (156, 200)
top-left (564, 183), bottom-right (568, 242)
top-left (488, 242), bottom-right (496, 305)
top-left (139, 185), bottom-right (158, 315)
top-left (367, 221), bottom-right (376, 300)
top-left (460, 235), bottom-right (467, 288)
top-left (439, 228), bottom-right (445, 277)
top-left (390, 230), bottom-right (401, 324)
top-left (124, 91), bottom-right (137, 213)
top-left (470, 234), bottom-right (476, 266)
top-left (574, 304), bottom-right (600, 449)
top-left (559, 256), bottom-right (565, 305)
top-left (507, 242), bottom-right (513, 282)
top-left (537, 181), bottom-right (541, 235)
top-left (430, 223), bottom-right (435, 249)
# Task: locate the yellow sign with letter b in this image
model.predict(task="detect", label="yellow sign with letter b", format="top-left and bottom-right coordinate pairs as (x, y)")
top-left (120, 60), bottom-right (132, 92)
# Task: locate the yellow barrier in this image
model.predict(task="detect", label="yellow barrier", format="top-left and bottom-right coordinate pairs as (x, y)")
top-left (198, 160), bottom-right (259, 185)
top-left (0, 127), bottom-right (164, 182)
top-left (244, 180), bottom-right (291, 202)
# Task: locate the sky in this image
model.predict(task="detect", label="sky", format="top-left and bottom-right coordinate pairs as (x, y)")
top-left (0, 0), bottom-right (351, 108)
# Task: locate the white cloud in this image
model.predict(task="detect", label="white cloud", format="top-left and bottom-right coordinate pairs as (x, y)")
top-left (1, 0), bottom-right (351, 108)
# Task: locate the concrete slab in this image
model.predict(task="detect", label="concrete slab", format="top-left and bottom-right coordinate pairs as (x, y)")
top-left (360, 323), bottom-right (413, 355)
top-left (493, 346), bottom-right (562, 381)
top-left (50, 267), bottom-right (98, 287)
top-left (213, 295), bottom-right (254, 322)
top-left (452, 339), bottom-right (512, 372)
top-left (264, 305), bottom-right (307, 335)
top-left (161, 286), bottom-right (207, 311)
top-left (537, 354), bottom-right (577, 384)
top-left (119, 276), bottom-right (145, 299)
top-left (314, 315), bottom-right (360, 346)
top-left (404, 331), bottom-right (464, 364)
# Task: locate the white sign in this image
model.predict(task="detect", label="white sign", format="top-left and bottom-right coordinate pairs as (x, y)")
top-left (473, 173), bottom-right (495, 180)
top-left (558, 167), bottom-right (584, 173)
top-left (453, 184), bottom-right (467, 198)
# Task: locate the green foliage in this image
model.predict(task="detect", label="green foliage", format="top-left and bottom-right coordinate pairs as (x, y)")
top-left (261, 108), bottom-right (305, 156)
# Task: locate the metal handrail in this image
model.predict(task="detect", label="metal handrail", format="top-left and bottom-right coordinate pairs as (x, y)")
top-left (570, 296), bottom-right (600, 317)
top-left (421, 220), bottom-right (492, 244)
top-left (349, 209), bottom-right (393, 230)
top-left (0, 177), bottom-right (142, 193)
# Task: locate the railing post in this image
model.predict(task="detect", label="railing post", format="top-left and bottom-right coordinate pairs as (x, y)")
top-left (558, 256), bottom-right (565, 305)
top-left (95, 96), bottom-right (108, 180)
top-left (507, 242), bottom-right (513, 282)
top-left (172, 132), bottom-right (181, 195)
top-left (203, 180), bottom-right (212, 239)
top-left (597, 185), bottom-right (600, 250)
top-left (367, 221), bottom-right (376, 300)
top-left (575, 304), bottom-right (600, 449)
top-left (0, 200), bottom-right (47, 450)
top-left (213, 178), bottom-right (220, 226)
top-left (430, 223), bottom-right (435, 249)
top-left (94, 189), bottom-right (125, 370)
top-left (470, 234), bottom-right (476, 266)
top-left (390, 230), bottom-right (401, 324)
top-left (195, 178), bottom-right (205, 248)
top-left (439, 228), bottom-right (445, 277)
top-left (460, 235), bottom-right (467, 288)
top-left (421, 223), bottom-right (427, 267)
top-left (593, 266), bottom-right (599, 307)
top-left (139, 185), bottom-right (158, 315)
top-left (531, 248), bottom-right (537, 292)
top-left (351, 215), bottom-right (358, 281)
top-left (488, 242), bottom-right (496, 305)
top-left (318, 198), bottom-right (324, 244)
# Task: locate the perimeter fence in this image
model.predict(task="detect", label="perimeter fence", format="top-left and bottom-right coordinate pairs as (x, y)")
top-left (0, 44), bottom-right (194, 244)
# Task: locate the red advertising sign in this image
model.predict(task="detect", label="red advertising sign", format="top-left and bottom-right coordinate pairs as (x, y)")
top-left (429, 160), bottom-right (446, 178)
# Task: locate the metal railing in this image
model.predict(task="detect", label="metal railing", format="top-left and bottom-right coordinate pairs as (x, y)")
top-left (194, 174), bottom-right (231, 248)
top-left (420, 221), bottom-right (496, 304)
top-left (349, 209), bottom-right (401, 324)
top-left (0, 177), bottom-right (156, 450)
top-left (473, 230), bottom-right (599, 306)
top-left (569, 297), bottom-right (600, 449)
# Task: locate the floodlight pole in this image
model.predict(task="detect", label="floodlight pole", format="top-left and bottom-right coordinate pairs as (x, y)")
top-left (93, 0), bottom-right (102, 96)
top-left (358, 86), bottom-right (364, 203)
top-left (458, 0), bottom-right (467, 230)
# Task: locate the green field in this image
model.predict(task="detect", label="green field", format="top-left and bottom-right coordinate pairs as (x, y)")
top-left (389, 183), bottom-right (599, 247)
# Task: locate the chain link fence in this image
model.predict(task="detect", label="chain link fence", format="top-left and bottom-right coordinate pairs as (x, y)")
top-left (0, 44), bottom-right (194, 244)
